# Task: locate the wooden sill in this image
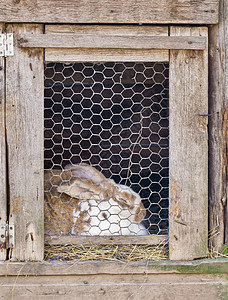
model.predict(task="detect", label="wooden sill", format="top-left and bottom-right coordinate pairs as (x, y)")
top-left (0, 258), bottom-right (227, 276)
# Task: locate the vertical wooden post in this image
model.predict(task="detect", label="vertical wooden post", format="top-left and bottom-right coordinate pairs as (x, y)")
top-left (169, 27), bottom-right (208, 260)
top-left (0, 23), bottom-right (7, 261)
top-left (6, 24), bottom-right (44, 261)
top-left (208, 0), bottom-right (228, 249)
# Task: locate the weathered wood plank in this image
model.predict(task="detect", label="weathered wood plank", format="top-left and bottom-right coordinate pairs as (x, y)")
top-left (0, 259), bottom-right (228, 276)
top-left (45, 25), bottom-right (169, 62)
top-left (225, 0), bottom-right (228, 245)
top-left (18, 34), bottom-right (207, 50)
top-left (0, 23), bottom-right (6, 261)
top-left (45, 48), bottom-right (169, 63)
top-left (219, 0), bottom-right (228, 246)
top-left (169, 27), bottom-right (208, 260)
top-left (0, 260), bottom-right (227, 300)
top-left (46, 25), bottom-right (168, 35)
top-left (0, 275), bottom-right (227, 300)
top-left (0, 0), bottom-right (219, 24)
top-left (208, 0), bottom-right (228, 250)
top-left (6, 24), bottom-right (44, 261)
top-left (1, 273), bottom-right (228, 284)
top-left (45, 234), bottom-right (168, 246)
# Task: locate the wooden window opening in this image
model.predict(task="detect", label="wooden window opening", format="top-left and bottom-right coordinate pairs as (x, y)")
top-left (0, 24), bottom-right (208, 261)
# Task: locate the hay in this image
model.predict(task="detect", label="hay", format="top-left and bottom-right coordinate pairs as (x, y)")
top-left (207, 245), bottom-right (228, 259)
top-left (208, 225), bottom-right (228, 259)
top-left (44, 240), bottom-right (228, 262)
top-left (44, 242), bottom-right (168, 262)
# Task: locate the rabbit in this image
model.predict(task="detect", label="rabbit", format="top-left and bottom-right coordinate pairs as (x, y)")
top-left (44, 163), bottom-right (148, 236)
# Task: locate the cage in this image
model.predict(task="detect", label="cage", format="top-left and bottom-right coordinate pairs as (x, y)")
top-left (43, 61), bottom-right (169, 242)
top-left (1, 1), bottom-right (227, 298)
top-left (0, 24), bottom-right (210, 262)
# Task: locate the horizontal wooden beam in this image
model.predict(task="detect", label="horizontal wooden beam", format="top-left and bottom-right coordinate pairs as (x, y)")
top-left (45, 235), bottom-right (168, 246)
top-left (0, 259), bottom-right (227, 276)
top-left (18, 34), bottom-right (207, 50)
top-left (0, 0), bottom-right (219, 24)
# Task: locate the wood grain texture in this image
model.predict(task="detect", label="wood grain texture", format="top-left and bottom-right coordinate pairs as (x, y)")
top-left (0, 259), bottom-right (227, 276)
top-left (0, 0), bottom-right (219, 24)
top-left (45, 25), bottom-right (169, 62)
top-left (221, 1), bottom-right (228, 244)
top-left (6, 24), bottom-right (44, 261)
top-left (0, 274), bottom-right (227, 300)
top-left (0, 23), bottom-right (6, 261)
top-left (18, 34), bottom-right (207, 50)
top-left (46, 25), bottom-right (168, 35)
top-left (45, 234), bottom-right (168, 246)
top-left (208, 0), bottom-right (228, 250)
top-left (45, 48), bottom-right (169, 63)
top-left (169, 27), bottom-right (208, 260)
top-left (0, 260), bottom-right (227, 300)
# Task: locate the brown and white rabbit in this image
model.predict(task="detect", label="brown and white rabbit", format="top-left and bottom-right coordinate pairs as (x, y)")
top-left (44, 163), bottom-right (148, 236)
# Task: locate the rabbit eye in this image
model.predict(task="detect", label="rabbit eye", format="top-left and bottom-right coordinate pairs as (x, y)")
top-left (120, 198), bottom-right (127, 203)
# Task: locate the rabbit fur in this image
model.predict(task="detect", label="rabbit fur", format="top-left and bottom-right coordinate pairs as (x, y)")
top-left (44, 163), bottom-right (148, 236)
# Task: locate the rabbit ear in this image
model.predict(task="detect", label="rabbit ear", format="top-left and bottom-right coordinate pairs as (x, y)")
top-left (64, 163), bottom-right (106, 184)
top-left (57, 178), bottom-right (113, 201)
top-left (57, 183), bottom-right (94, 200)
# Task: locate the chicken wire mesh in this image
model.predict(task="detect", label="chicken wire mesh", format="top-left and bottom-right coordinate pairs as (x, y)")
top-left (44, 62), bottom-right (169, 239)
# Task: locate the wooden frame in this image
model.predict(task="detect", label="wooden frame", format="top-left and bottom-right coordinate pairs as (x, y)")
top-left (45, 25), bottom-right (170, 248)
top-left (5, 24), bottom-right (44, 261)
top-left (0, 24), bottom-right (209, 261)
top-left (208, 0), bottom-right (228, 251)
top-left (0, 3), bottom-right (228, 300)
top-left (0, 0), bottom-right (227, 298)
top-left (0, 23), bottom-right (7, 260)
top-left (0, 0), bottom-right (219, 24)
top-left (169, 27), bottom-right (208, 260)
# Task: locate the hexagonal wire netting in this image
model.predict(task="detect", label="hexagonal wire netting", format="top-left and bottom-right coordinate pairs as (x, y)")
top-left (44, 62), bottom-right (169, 238)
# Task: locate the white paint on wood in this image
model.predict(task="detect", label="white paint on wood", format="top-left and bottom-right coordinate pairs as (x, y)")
top-left (0, 23), bottom-right (6, 261)
top-left (169, 27), bottom-right (208, 260)
top-left (0, 0), bottom-right (219, 24)
top-left (6, 24), bottom-right (44, 261)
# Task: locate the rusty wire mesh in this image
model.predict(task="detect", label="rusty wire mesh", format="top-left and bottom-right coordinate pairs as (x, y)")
top-left (44, 62), bottom-right (169, 239)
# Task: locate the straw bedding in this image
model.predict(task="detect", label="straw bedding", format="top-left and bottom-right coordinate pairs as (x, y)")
top-left (44, 242), bottom-right (169, 262)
